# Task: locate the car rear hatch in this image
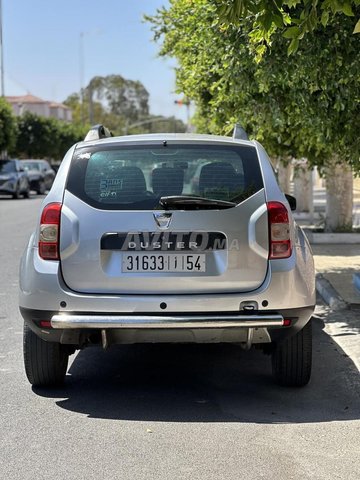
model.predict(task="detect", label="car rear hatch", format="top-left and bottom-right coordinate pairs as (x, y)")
top-left (59, 141), bottom-right (269, 295)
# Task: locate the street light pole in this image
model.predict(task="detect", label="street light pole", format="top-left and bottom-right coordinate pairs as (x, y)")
top-left (0, 0), bottom-right (5, 97)
top-left (79, 32), bottom-right (85, 125)
top-left (79, 29), bottom-right (101, 126)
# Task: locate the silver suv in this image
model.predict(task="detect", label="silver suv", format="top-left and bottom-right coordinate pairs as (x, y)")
top-left (20, 125), bottom-right (315, 388)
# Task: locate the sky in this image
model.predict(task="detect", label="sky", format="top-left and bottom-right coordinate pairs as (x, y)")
top-left (3, 0), bottom-right (192, 123)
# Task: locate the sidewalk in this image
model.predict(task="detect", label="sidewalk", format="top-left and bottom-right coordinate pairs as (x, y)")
top-left (312, 244), bottom-right (360, 309)
top-left (294, 180), bottom-right (360, 308)
top-left (312, 243), bottom-right (360, 372)
top-left (295, 181), bottom-right (360, 371)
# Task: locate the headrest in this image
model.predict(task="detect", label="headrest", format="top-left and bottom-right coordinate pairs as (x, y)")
top-left (118, 166), bottom-right (146, 193)
top-left (152, 167), bottom-right (184, 196)
top-left (199, 162), bottom-right (239, 200)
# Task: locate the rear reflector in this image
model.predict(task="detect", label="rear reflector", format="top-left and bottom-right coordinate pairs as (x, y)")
top-left (267, 201), bottom-right (292, 259)
top-left (39, 321), bottom-right (52, 328)
top-left (39, 203), bottom-right (62, 260)
top-left (283, 319), bottom-right (292, 326)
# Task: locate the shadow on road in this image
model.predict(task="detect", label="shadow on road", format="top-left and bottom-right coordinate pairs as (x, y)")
top-left (33, 317), bottom-right (360, 424)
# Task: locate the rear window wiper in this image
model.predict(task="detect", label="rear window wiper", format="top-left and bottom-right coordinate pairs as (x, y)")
top-left (159, 195), bottom-right (236, 210)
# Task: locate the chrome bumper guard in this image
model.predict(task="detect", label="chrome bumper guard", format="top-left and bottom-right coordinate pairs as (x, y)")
top-left (51, 314), bottom-right (284, 330)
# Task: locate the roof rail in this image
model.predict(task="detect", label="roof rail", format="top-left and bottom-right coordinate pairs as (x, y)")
top-left (84, 124), bottom-right (113, 142)
top-left (232, 124), bottom-right (249, 141)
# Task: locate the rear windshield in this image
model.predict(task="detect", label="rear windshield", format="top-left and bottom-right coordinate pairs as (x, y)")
top-left (66, 143), bottom-right (264, 210)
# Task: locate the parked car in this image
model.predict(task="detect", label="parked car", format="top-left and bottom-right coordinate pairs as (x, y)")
top-left (20, 125), bottom-right (315, 388)
top-left (0, 159), bottom-right (30, 199)
top-left (21, 159), bottom-right (56, 194)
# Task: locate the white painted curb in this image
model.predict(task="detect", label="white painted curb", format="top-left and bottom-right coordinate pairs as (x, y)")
top-left (304, 231), bottom-right (360, 244)
top-left (316, 274), bottom-right (347, 311)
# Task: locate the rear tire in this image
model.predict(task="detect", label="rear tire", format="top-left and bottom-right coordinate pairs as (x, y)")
top-left (271, 320), bottom-right (312, 387)
top-left (23, 323), bottom-right (69, 387)
top-left (12, 184), bottom-right (20, 199)
top-left (23, 184), bottom-right (30, 198)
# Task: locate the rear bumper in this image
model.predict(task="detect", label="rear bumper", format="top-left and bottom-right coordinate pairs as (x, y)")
top-left (51, 313), bottom-right (285, 329)
top-left (0, 185), bottom-right (16, 194)
top-left (19, 237), bottom-right (316, 345)
top-left (20, 306), bottom-right (314, 346)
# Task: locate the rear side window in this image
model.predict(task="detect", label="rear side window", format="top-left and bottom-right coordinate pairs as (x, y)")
top-left (23, 162), bottom-right (40, 171)
top-left (66, 144), bottom-right (264, 210)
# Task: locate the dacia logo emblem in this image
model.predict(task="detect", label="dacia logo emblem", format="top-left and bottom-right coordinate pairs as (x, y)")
top-left (153, 212), bottom-right (172, 230)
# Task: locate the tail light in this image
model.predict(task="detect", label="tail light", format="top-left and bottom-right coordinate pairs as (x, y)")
top-left (267, 201), bottom-right (292, 259)
top-left (39, 203), bottom-right (62, 260)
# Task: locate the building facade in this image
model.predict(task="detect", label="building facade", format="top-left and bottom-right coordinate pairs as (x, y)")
top-left (6, 94), bottom-right (72, 122)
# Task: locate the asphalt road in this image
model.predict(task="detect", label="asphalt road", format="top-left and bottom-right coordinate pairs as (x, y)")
top-left (0, 195), bottom-right (359, 480)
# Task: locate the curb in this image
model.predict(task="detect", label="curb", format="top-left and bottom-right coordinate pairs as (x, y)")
top-left (304, 230), bottom-right (360, 244)
top-left (316, 273), bottom-right (348, 311)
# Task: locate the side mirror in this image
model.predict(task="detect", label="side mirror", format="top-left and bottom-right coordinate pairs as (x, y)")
top-left (19, 167), bottom-right (25, 172)
top-left (285, 194), bottom-right (297, 211)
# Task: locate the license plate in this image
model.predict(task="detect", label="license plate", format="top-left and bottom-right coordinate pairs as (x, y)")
top-left (122, 254), bottom-right (206, 272)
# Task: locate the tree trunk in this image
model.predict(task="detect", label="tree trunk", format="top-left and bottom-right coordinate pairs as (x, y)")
top-left (276, 159), bottom-right (292, 194)
top-left (324, 160), bottom-right (353, 232)
top-left (293, 161), bottom-right (313, 214)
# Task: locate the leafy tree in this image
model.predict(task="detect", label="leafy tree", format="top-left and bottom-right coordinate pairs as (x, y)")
top-left (12, 112), bottom-right (57, 158)
top-left (64, 74), bottom-right (151, 133)
top-left (0, 98), bottom-right (17, 154)
top-left (215, 0), bottom-right (360, 55)
top-left (12, 112), bottom-right (86, 159)
top-left (147, 1), bottom-right (359, 168)
top-left (63, 93), bottom-right (83, 124)
top-left (56, 122), bottom-right (88, 157)
top-left (88, 75), bottom-right (150, 123)
top-left (65, 75), bottom-right (186, 135)
top-left (147, 0), bottom-right (360, 229)
top-left (144, 115), bottom-right (186, 133)
top-left (64, 92), bottom-right (119, 131)
top-left (124, 115), bottom-right (186, 134)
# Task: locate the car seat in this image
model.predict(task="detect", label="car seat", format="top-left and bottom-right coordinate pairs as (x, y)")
top-left (199, 162), bottom-right (243, 201)
top-left (152, 167), bottom-right (184, 196)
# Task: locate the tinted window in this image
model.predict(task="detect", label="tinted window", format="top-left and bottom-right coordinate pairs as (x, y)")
top-left (42, 161), bottom-right (51, 170)
top-left (0, 160), bottom-right (16, 174)
top-left (66, 144), bottom-right (264, 210)
top-left (23, 162), bottom-right (41, 171)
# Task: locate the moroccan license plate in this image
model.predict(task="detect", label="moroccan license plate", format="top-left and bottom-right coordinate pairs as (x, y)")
top-left (122, 253), bottom-right (206, 272)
